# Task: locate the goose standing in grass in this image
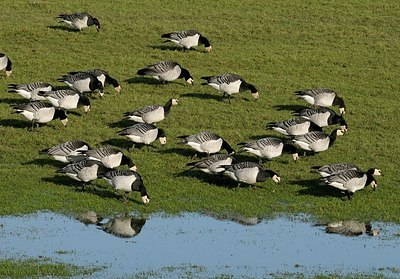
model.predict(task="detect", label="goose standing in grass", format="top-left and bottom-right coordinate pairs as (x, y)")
top-left (136, 61), bottom-right (194, 85)
top-left (312, 163), bottom-right (383, 177)
top-left (0, 53), bottom-right (12, 77)
top-left (295, 107), bottom-right (348, 131)
top-left (177, 131), bottom-right (235, 157)
top-left (57, 12), bottom-right (100, 31)
top-left (295, 88), bottom-right (346, 115)
top-left (82, 147), bottom-right (137, 170)
top-left (100, 170), bottom-right (150, 204)
top-left (58, 72), bottom-right (104, 96)
top-left (123, 98), bottom-right (179, 124)
top-left (238, 137), bottom-right (299, 163)
top-left (321, 169), bottom-right (378, 199)
top-left (56, 159), bottom-right (111, 191)
top-left (161, 30), bottom-right (212, 52)
top-left (292, 129), bottom-right (344, 153)
top-left (37, 89), bottom-right (91, 113)
top-left (267, 118), bottom-right (322, 136)
top-left (40, 140), bottom-right (91, 163)
top-left (8, 82), bottom-right (52, 101)
top-left (222, 162), bottom-right (280, 187)
top-left (11, 101), bottom-right (68, 129)
top-left (68, 69), bottom-right (121, 94)
top-left (187, 153), bottom-right (235, 175)
top-left (118, 123), bottom-right (166, 149)
top-left (98, 215), bottom-right (146, 238)
top-left (201, 73), bottom-right (259, 103)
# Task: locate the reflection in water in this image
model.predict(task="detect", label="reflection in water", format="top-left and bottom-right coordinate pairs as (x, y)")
top-left (204, 211), bottom-right (262, 226)
top-left (97, 214), bottom-right (146, 238)
top-left (76, 211), bottom-right (103, 225)
top-left (323, 221), bottom-right (380, 237)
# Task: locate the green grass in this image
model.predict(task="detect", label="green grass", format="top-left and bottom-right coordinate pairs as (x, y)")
top-left (0, 1), bottom-right (399, 222)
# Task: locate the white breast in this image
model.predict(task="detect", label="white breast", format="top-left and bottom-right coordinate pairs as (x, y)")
top-left (235, 167), bottom-right (259, 184)
top-left (35, 107), bottom-right (55, 123)
top-left (219, 80), bottom-right (242, 94)
top-left (179, 34), bottom-right (200, 49)
top-left (0, 56), bottom-right (7, 70)
top-left (59, 94), bottom-right (80, 110)
top-left (112, 175), bottom-right (136, 192)
top-left (101, 153), bottom-right (122, 168)
top-left (158, 65), bottom-right (181, 81)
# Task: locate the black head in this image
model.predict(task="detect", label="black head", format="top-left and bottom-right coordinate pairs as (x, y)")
top-left (333, 96), bottom-right (346, 115)
top-left (222, 140), bottom-right (235, 154)
top-left (157, 128), bottom-right (166, 138)
top-left (199, 35), bottom-right (212, 52)
top-left (93, 18), bottom-right (100, 31)
top-left (122, 155), bottom-right (137, 171)
top-left (257, 169), bottom-right (280, 183)
top-left (105, 75), bottom-right (120, 87)
top-left (179, 68), bottom-right (194, 84)
top-left (54, 109), bottom-right (68, 126)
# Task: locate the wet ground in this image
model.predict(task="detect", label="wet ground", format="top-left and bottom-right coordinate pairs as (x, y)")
top-left (0, 211), bottom-right (399, 278)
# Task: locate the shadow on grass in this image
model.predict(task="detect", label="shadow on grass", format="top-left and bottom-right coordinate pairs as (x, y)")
top-left (273, 104), bottom-right (310, 112)
top-left (22, 158), bottom-right (64, 168)
top-left (292, 178), bottom-right (345, 198)
top-left (108, 118), bottom-right (135, 129)
top-left (100, 138), bottom-right (132, 150)
top-left (47, 25), bottom-right (79, 32)
top-left (176, 169), bottom-right (238, 189)
top-left (0, 119), bottom-right (31, 129)
top-left (0, 98), bottom-right (28, 105)
top-left (148, 44), bottom-right (182, 51)
top-left (157, 147), bottom-right (200, 158)
top-left (179, 92), bottom-right (222, 102)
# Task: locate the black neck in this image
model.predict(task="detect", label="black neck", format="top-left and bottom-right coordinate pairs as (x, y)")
top-left (179, 68), bottom-right (192, 80)
top-left (328, 130), bottom-right (339, 147)
top-left (199, 35), bottom-right (211, 47)
top-left (256, 170), bottom-right (276, 182)
top-left (365, 173), bottom-right (375, 186)
top-left (333, 96), bottom-right (345, 109)
top-left (283, 143), bottom-right (297, 154)
top-left (163, 99), bottom-right (174, 115)
top-left (53, 109), bottom-right (67, 120)
top-left (240, 81), bottom-right (258, 93)
top-left (78, 96), bottom-right (90, 106)
top-left (222, 140), bottom-right (235, 154)
top-left (157, 128), bottom-right (166, 138)
top-left (6, 58), bottom-right (12, 71)
top-left (122, 155), bottom-right (135, 168)
top-left (105, 75), bottom-right (119, 87)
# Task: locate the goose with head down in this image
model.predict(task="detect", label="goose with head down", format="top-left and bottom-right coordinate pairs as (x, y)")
top-left (295, 88), bottom-right (346, 115)
top-left (137, 61), bottom-right (193, 85)
top-left (161, 30), bottom-right (212, 52)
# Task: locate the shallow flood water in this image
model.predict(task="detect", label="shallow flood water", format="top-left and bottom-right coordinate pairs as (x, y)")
top-left (0, 211), bottom-right (399, 278)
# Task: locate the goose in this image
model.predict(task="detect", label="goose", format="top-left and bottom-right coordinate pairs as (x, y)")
top-left (177, 131), bottom-right (235, 157)
top-left (222, 162), bottom-right (280, 187)
top-left (201, 73), bottom-right (259, 103)
top-left (8, 82), bottom-right (52, 101)
top-left (118, 123), bottom-right (166, 149)
top-left (295, 88), bottom-right (346, 115)
top-left (11, 101), bottom-right (68, 128)
top-left (57, 72), bottom-right (104, 96)
top-left (295, 107), bottom-right (348, 131)
top-left (98, 215), bottom-right (146, 238)
top-left (292, 129), bottom-right (344, 153)
top-left (322, 169), bottom-right (378, 199)
top-left (68, 69), bottom-right (121, 94)
top-left (161, 30), bottom-right (212, 52)
top-left (267, 118), bottom-right (322, 136)
top-left (238, 137), bottom-right (299, 163)
top-left (312, 163), bottom-right (383, 177)
top-left (37, 89), bottom-right (91, 113)
top-left (186, 153), bottom-right (235, 174)
top-left (77, 211), bottom-right (103, 225)
top-left (324, 221), bottom-right (378, 236)
top-left (136, 61), bottom-right (194, 85)
top-left (56, 159), bottom-right (111, 191)
top-left (39, 140), bottom-right (91, 163)
top-left (57, 12), bottom-right (100, 31)
top-left (82, 147), bottom-right (137, 171)
top-left (0, 53), bottom-right (12, 77)
top-left (123, 98), bottom-right (179, 124)
top-left (100, 170), bottom-right (150, 204)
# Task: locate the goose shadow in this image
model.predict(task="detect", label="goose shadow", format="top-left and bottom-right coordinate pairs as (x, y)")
top-left (176, 169), bottom-right (238, 189)
top-left (100, 138), bottom-right (133, 150)
top-left (0, 119), bottom-right (31, 129)
top-left (157, 147), bottom-right (203, 158)
top-left (179, 92), bottom-right (222, 102)
top-left (292, 178), bottom-right (344, 198)
top-left (273, 104), bottom-right (310, 112)
top-left (22, 158), bottom-right (64, 168)
top-left (108, 119), bottom-right (135, 129)
top-left (0, 98), bottom-right (29, 105)
top-left (148, 44), bottom-right (183, 51)
top-left (47, 25), bottom-right (80, 32)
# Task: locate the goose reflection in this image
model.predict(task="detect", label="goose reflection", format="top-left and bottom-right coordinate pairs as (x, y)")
top-left (205, 211), bottom-right (261, 226)
top-left (323, 221), bottom-right (379, 237)
top-left (97, 214), bottom-right (146, 238)
top-left (76, 211), bottom-right (103, 225)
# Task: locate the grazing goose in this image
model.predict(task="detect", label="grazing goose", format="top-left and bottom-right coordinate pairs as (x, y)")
top-left (177, 131), bottom-right (235, 157)
top-left (123, 98), bottom-right (179, 124)
top-left (57, 12), bottom-right (100, 31)
top-left (56, 159), bottom-right (111, 191)
top-left (100, 170), bottom-right (150, 204)
top-left (83, 147), bottom-right (137, 170)
top-left (201, 73), bottom-right (259, 103)
top-left (322, 169), bottom-right (378, 199)
top-left (8, 82), bottom-right (52, 100)
top-left (0, 53), bottom-right (12, 77)
top-left (98, 215), bottom-right (146, 238)
top-left (68, 69), bottom-right (121, 94)
top-left (295, 107), bottom-right (348, 131)
top-left (222, 162), bottom-right (280, 187)
top-left (137, 61), bottom-right (194, 85)
top-left (292, 129), bottom-right (344, 153)
top-left (37, 89), bottom-right (91, 113)
top-left (58, 72), bottom-right (104, 96)
top-left (161, 30), bottom-right (212, 52)
top-left (267, 118), bottom-right (322, 136)
top-left (238, 137), bottom-right (299, 163)
top-left (312, 163), bottom-right (383, 177)
top-left (295, 88), bottom-right (346, 115)
top-left (118, 123), bottom-right (166, 149)
top-left (39, 140), bottom-right (91, 163)
top-left (187, 153), bottom-right (235, 174)
top-left (11, 101), bottom-right (68, 128)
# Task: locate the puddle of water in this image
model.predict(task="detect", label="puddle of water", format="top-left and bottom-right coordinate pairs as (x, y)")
top-left (0, 211), bottom-right (399, 278)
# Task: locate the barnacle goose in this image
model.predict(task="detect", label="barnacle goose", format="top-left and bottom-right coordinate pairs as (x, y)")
top-left (292, 129), bottom-right (344, 153)
top-left (201, 73), bottom-right (259, 103)
top-left (312, 163), bottom-right (383, 177)
top-left (137, 61), bottom-right (194, 85)
top-left (40, 140), bottom-right (91, 163)
top-left (238, 137), bottom-right (299, 163)
top-left (267, 118), bottom-right (322, 136)
top-left (123, 98), bottom-right (179, 124)
top-left (0, 53), bottom-right (12, 77)
top-left (83, 147), bottom-right (137, 171)
top-left (11, 101), bottom-right (68, 129)
top-left (187, 153), bottom-right (235, 175)
top-left (8, 82), bottom-right (52, 100)
top-left (161, 30), bottom-right (212, 52)
top-left (100, 170), bottom-right (150, 204)
top-left (222, 162), bottom-right (280, 187)
top-left (177, 131), bottom-right (235, 157)
top-left (98, 215), bottom-right (146, 238)
top-left (57, 12), bottom-right (100, 31)
top-left (295, 88), bottom-right (346, 115)
top-left (57, 72), bottom-right (104, 96)
top-left (68, 69), bottom-right (121, 94)
top-left (118, 123), bottom-right (166, 149)
top-left (324, 221), bottom-right (378, 236)
top-left (295, 107), bottom-right (347, 131)
top-left (37, 89), bottom-right (91, 113)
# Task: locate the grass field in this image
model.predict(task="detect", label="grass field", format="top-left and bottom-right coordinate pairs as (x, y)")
top-left (0, 1), bottom-right (399, 223)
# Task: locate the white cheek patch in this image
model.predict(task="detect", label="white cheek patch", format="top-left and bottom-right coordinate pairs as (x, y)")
top-left (272, 175), bottom-right (280, 184)
top-left (141, 196), bottom-right (150, 204)
top-left (252, 92), bottom-right (259, 99)
top-left (187, 78), bottom-right (194, 85)
top-left (159, 137), bottom-right (167, 145)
